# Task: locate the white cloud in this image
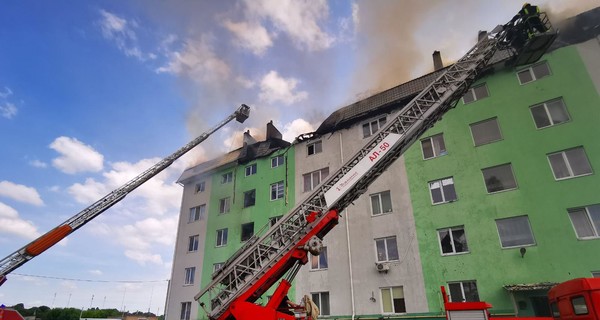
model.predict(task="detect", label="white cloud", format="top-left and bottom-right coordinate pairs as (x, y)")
top-left (281, 118), bottom-right (315, 141)
top-left (98, 9), bottom-right (154, 61)
top-left (89, 269), bottom-right (103, 276)
top-left (113, 216), bottom-right (177, 266)
top-left (259, 71), bottom-right (308, 105)
top-left (243, 0), bottom-right (334, 51)
top-left (0, 180), bottom-right (44, 206)
top-left (222, 19), bottom-right (273, 55)
top-left (0, 87), bottom-right (12, 98)
top-left (0, 202), bottom-right (41, 239)
top-left (50, 136), bottom-right (104, 174)
top-left (156, 35), bottom-right (232, 85)
top-left (0, 102), bottom-right (17, 119)
top-left (29, 159), bottom-right (48, 168)
top-left (236, 76), bottom-right (255, 89)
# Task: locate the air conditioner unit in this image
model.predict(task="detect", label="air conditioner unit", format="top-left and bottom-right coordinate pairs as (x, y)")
top-left (375, 262), bottom-right (390, 273)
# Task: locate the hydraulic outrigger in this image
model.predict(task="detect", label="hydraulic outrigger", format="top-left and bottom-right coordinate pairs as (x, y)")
top-left (0, 104), bottom-right (250, 287)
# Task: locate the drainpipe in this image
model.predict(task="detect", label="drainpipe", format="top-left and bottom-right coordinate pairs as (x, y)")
top-left (340, 131), bottom-right (356, 320)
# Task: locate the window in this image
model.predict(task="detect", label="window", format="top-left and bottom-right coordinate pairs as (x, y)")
top-left (213, 262), bottom-right (224, 273)
top-left (592, 271), bottom-right (600, 278)
top-left (241, 222), bottom-right (254, 242)
top-left (463, 83), bottom-right (489, 104)
top-left (470, 117), bottom-right (502, 146)
top-left (448, 281), bottom-right (480, 302)
top-left (572, 296), bottom-right (588, 315)
top-left (429, 177), bottom-right (457, 204)
top-left (362, 116), bottom-right (387, 138)
top-left (188, 205), bottom-right (206, 223)
top-left (216, 228), bottom-right (228, 247)
top-left (375, 236), bottom-right (399, 262)
top-left (194, 181), bottom-right (205, 193)
top-left (371, 191), bottom-right (393, 215)
top-left (482, 163), bottom-right (517, 193)
top-left (243, 189), bottom-right (256, 207)
top-left (184, 267), bottom-right (195, 285)
top-left (496, 215), bottom-right (535, 248)
top-left (303, 167), bottom-right (330, 192)
top-left (568, 204), bottom-right (600, 239)
top-left (271, 155), bottom-right (285, 168)
top-left (530, 98), bottom-right (570, 129)
top-left (221, 172), bottom-right (233, 184)
top-left (180, 302), bottom-right (191, 320)
top-left (548, 147), bottom-right (593, 180)
top-left (307, 141), bottom-right (323, 156)
top-left (421, 134), bottom-right (447, 159)
top-left (270, 181), bottom-right (284, 200)
top-left (188, 235), bottom-right (199, 252)
top-left (270, 215), bottom-right (283, 227)
top-left (381, 286), bottom-right (406, 314)
top-left (311, 292), bottom-right (330, 316)
top-left (245, 163), bottom-right (257, 176)
top-left (219, 197), bottom-right (231, 214)
top-left (438, 226), bottom-right (469, 255)
top-left (310, 247), bottom-right (328, 270)
top-left (518, 61), bottom-right (551, 84)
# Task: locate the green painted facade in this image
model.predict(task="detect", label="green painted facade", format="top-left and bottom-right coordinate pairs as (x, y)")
top-left (198, 147), bottom-right (296, 313)
top-left (404, 45), bottom-right (600, 315)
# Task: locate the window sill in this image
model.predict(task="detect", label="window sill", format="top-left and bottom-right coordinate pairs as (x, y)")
top-left (423, 153), bottom-right (448, 161)
top-left (183, 284), bottom-right (194, 287)
top-left (500, 243), bottom-right (536, 250)
top-left (441, 251), bottom-right (470, 257)
top-left (309, 268), bottom-right (328, 272)
top-left (553, 173), bottom-right (593, 181)
top-left (486, 187), bottom-right (518, 195)
top-left (432, 199), bottom-right (458, 206)
top-left (535, 120), bottom-right (571, 130)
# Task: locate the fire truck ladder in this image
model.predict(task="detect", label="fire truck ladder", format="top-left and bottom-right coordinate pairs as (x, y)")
top-left (0, 104), bottom-right (250, 287)
top-left (196, 12), bottom-right (556, 320)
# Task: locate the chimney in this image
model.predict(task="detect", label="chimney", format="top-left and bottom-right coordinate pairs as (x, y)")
top-left (243, 130), bottom-right (257, 146)
top-left (432, 51), bottom-right (443, 71)
top-left (266, 120), bottom-right (283, 140)
top-left (478, 30), bottom-right (488, 42)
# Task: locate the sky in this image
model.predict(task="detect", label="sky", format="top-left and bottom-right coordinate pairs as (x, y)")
top-left (0, 0), bottom-right (598, 315)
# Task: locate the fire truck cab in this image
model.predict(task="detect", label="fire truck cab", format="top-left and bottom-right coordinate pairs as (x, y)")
top-left (548, 278), bottom-right (600, 320)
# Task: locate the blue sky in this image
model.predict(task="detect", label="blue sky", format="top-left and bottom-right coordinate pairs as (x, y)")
top-left (0, 0), bottom-right (596, 314)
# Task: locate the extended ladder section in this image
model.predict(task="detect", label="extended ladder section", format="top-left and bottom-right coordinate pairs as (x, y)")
top-left (0, 105), bottom-right (250, 286)
top-left (196, 12), bottom-right (556, 320)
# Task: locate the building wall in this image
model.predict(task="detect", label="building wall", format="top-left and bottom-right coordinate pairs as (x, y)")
top-left (294, 120), bottom-right (428, 317)
top-left (166, 174), bottom-right (211, 320)
top-left (403, 41), bottom-right (600, 315)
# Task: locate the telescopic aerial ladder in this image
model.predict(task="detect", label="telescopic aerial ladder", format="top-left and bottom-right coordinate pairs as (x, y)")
top-left (195, 8), bottom-right (557, 320)
top-left (0, 104), bottom-right (251, 287)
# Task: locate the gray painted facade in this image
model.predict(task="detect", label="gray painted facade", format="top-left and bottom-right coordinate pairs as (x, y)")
top-left (294, 113), bottom-right (428, 317)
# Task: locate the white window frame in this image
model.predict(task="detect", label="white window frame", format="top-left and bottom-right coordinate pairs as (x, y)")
top-left (188, 235), bottom-right (199, 252)
top-left (303, 167), bottom-right (329, 192)
top-left (213, 262), bottom-right (224, 273)
top-left (216, 228), bottom-right (228, 247)
top-left (241, 222), bottom-right (254, 242)
top-left (307, 141), bottom-right (323, 156)
top-left (529, 98), bottom-right (570, 129)
top-left (448, 281), bottom-right (480, 302)
top-left (380, 286), bottom-right (406, 314)
top-left (370, 190), bottom-right (393, 215)
top-left (482, 163), bottom-right (518, 193)
top-left (517, 61), bottom-right (551, 85)
top-left (428, 177), bottom-right (457, 204)
top-left (362, 116), bottom-right (387, 138)
top-left (221, 172), bottom-right (233, 184)
top-left (375, 236), bottom-right (399, 262)
top-left (188, 204), bottom-right (205, 223)
top-left (271, 155), bottom-right (284, 168)
top-left (547, 147), bottom-right (593, 180)
top-left (470, 117), bottom-right (502, 146)
top-left (219, 197), bottom-right (231, 214)
top-left (184, 267), bottom-right (195, 285)
top-left (195, 181), bottom-right (205, 193)
top-left (310, 247), bottom-right (328, 270)
top-left (180, 302), bottom-right (191, 320)
top-left (270, 181), bottom-right (284, 201)
top-left (437, 226), bottom-right (469, 256)
top-left (568, 205), bottom-right (600, 240)
top-left (421, 133), bottom-right (447, 159)
top-left (245, 163), bottom-right (257, 176)
top-left (495, 215), bottom-right (536, 249)
top-left (462, 83), bottom-right (489, 104)
top-left (311, 292), bottom-right (330, 316)
top-left (243, 189), bottom-right (256, 208)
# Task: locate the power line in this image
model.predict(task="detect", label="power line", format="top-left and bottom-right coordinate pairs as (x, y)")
top-left (12, 273), bottom-right (168, 284)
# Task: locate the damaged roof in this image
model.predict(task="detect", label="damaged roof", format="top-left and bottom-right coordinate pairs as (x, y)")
top-left (316, 6), bottom-right (600, 136)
